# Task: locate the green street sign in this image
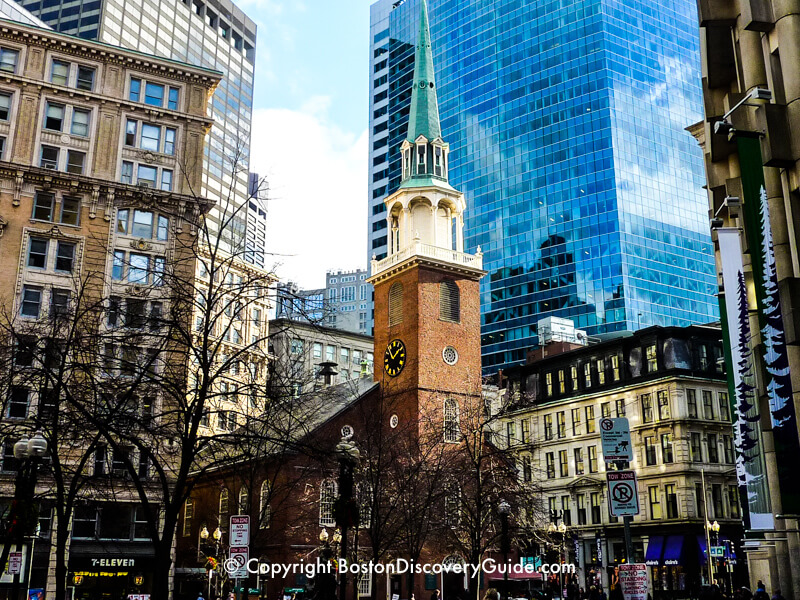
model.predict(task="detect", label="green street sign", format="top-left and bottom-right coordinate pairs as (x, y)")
top-left (710, 546), bottom-right (725, 557)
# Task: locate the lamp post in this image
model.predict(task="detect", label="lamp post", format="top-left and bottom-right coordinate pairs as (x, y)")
top-left (498, 500), bottom-right (511, 600)
top-left (213, 527), bottom-right (223, 598)
top-left (335, 436), bottom-right (360, 600)
top-left (546, 514), bottom-right (567, 600)
top-left (3, 431), bottom-right (48, 600)
top-left (200, 526), bottom-right (212, 599)
top-left (707, 520), bottom-right (720, 587)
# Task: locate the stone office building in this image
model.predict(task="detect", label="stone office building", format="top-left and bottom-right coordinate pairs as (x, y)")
top-left (0, 18), bottom-right (218, 598)
top-left (495, 325), bottom-right (743, 598)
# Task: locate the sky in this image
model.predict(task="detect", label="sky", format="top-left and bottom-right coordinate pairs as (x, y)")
top-left (240, 0), bottom-right (375, 289)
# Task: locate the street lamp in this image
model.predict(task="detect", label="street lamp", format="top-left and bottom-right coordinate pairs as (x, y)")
top-left (498, 500), bottom-right (511, 599)
top-left (335, 436), bottom-right (360, 600)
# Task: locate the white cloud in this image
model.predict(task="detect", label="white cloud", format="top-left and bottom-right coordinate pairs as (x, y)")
top-left (250, 98), bottom-right (368, 289)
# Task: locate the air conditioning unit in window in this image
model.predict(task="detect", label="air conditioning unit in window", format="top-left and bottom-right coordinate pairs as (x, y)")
top-left (137, 181), bottom-right (151, 189)
top-left (43, 163), bottom-right (57, 170)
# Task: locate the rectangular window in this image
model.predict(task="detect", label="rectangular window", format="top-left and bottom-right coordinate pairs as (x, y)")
top-left (559, 450), bottom-right (568, 477)
top-left (644, 436), bottom-right (657, 466)
top-left (520, 419), bottom-right (530, 444)
top-left (728, 487), bottom-right (741, 519)
top-left (611, 355), bottom-right (620, 380)
top-left (601, 402), bottom-right (611, 418)
top-left (572, 407), bottom-right (581, 435)
top-left (687, 389), bottom-right (698, 418)
top-left (40, 145), bottom-right (59, 170)
top-left (50, 289), bottom-right (70, 319)
top-left (66, 151), bottom-right (85, 175)
top-left (27, 238), bottom-right (48, 268)
top-left (661, 433), bottom-right (674, 463)
top-left (691, 432), bottom-right (703, 462)
top-left (703, 391), bottom-right (715, 420)
top-left (125, 119), bottom-right (137, 146)
top-left (718, 392), bottom-right (731, 421)
top-left (556, 412), bottom-right (566, 438)
top-left (657, 390), bottom-right (670, 420)
top-left (164, 128), bottom-right (176, 154)
top-left (112, 250), bottom-right (125, 280)
top-left (0, 92), bottom-right (10, 120)
top-left (571, 365), bottom-right (578, 390)
top-left (144, 82), bottom-right (165, 107)
top-left (723, 435), bottom-right (735, 464)
top-left (586, 406), bottom-right (595, 433)
top-left (561, 495), bottom-right (571, 525)
top-left (584, 362), bottom-right (592, 387)
top-left (121, 161), bottom-right (133, 184)
top-left (76, 66), bottom-right (95, 91)
top-left (21, 286), bottom-right (42, 318)
top-left (665, 484), bottom-right (678, 519)
top-left (646, 344), bottom-right (658, 372)
top-left (708, 433), bottom-right (719, 463)
top-left (44, 102), bottom-right (64, 131)
top-left (588, 446), bottom-right (598, 473)
top-left (506, 422), bottom-right (515, 446)
top-left (574, 448), bottom-right (584, 475)
top-left (8, 387), bottom-right (29, 419)
top-left (520, 455), bottom-right (532, 482)
top-left (649, 486), bottom-right (662, 519)
top-left (129, 78), bottom-right (141, 102)
top-left (160, 169), bottom-right (173, 191)
top-left (55, 241), bottom-right (75, 272)
top-left (558, 369), bottom-right (565, 393)
top-left (312, 342), bottom-right (322, 359)
top-left (128, 253), bottom-right (149, 284)
top-left (546, 453), bottom-right (555, 479)
top-left (591, 492), bottom-right (601, 524)
top-left (712, 484), bottom-right (724, 519)
top-left (543, 414), bottom-right (553, 440)
top-left (168, 87), bottom-right (179, 110)
top-left (545, 372), bottom-right (553, 396)
top-left (616, 399), bottom-right (626, 417)
top-left (33, 192), bottom-right (55, 221)
top-left (51, 60), bottom-right (69, 85)
top-left (641, 393), bottom-right (654, 423)
top-left (597, 359), bottom-right (605, 385)
top-left (696, 483), bottom-right (705, 519)
top-left (0, 48), bottom-right (18, 73)
top-left (71, 108), bottom-right (90, 136)
top-left (157, 215), bottom-right (169, 241)
top-left (140, 124), bottom-right (161, 151)
top-left (577, 495), bottom-right (587, 525)
top-left (132, 210), bottom-right (153, 238)
top-left (137, 165), bottom-right (157, 187)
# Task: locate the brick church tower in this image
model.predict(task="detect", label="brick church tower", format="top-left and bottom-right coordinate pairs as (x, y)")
top-left (367, 0), bottom-right (485, 436)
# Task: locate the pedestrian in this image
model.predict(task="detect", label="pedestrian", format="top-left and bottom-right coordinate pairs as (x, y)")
top-left (485, 589), bottom-right (500, 600)
top-left (753, 581), bottom-right (769, 600)
top-left (770, 590), bottom-right (785, 600)
top-left (432, 590), bottom-right (441, 600)
top-left (196, 593), bottom-right (204, 600)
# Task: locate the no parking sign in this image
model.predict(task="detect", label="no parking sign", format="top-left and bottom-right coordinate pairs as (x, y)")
top-left (607, 470), bottom-right (639, 516)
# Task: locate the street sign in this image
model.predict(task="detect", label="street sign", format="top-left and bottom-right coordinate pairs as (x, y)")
top-left (607, 470), bottom-right (640, 516)
top-left (619, 564), bottom-right (648, 600)
top-left (7, 552), bottom-right (21, 575)
top-left (599, 417), bottom-right (633, 461)
top-left (230, 515), bottom-right (250, 547)
top-left (228, 546), bottom-right (249, 579)
top-left (710, 546), bottom-right (725, 557)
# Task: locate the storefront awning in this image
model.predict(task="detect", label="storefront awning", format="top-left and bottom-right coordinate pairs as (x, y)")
top-left (645, 536), bottom-right (664, 566)
top-left (662, 536), bottom-right (684, 566)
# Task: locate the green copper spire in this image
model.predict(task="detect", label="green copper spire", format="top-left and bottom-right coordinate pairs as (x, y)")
top-left (406, 0), bottom-right (441, 142)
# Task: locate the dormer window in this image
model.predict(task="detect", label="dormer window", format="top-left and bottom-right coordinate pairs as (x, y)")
top-left (434, 146), bottom-right (442, 177)
top-left (403, 149), bottom-right (410, 179)
top-left (417, 144), bottom-right (426, 174)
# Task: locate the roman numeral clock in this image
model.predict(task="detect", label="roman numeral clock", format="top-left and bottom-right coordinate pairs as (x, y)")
top-left (383, 339), bottom-right (406, 377)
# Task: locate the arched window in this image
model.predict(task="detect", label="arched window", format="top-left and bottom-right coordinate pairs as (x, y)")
top-left (238, 486), bottom-right (249, 513)
top-left (319, 480), bottom-right (337, 527)
top-left (219, 487), bottom-right (229, 522)
top-left (259, 480), bottom-right (271, 529)
top-left (182, 498), bottom-right (194, 537)
top-left (439, 280), bottom-right (460, 322)
top-left (388, 282), bottom-right (403, 326)
top-left (443, 398), bottom-right (460, 443)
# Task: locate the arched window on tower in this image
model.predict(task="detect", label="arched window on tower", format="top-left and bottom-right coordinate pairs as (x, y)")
top-left (439, 280), bottom-right (460, 322)
top-left (259, 480), bottom-right (271, 529)
top-left (319, 480), bottom-right (337, 526)
top-left (389, 282), bottom-right (403, 326)
top-left (417, 144), bottom-right (426, 174)
top-left (443, 398), bottom-right (460, 443)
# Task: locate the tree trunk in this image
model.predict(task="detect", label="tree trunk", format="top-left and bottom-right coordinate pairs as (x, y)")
top-left (152, 541), bottom-right (174, 599)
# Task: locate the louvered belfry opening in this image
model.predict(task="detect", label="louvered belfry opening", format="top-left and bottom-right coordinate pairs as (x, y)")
top-left (439, 279), bottom-right (460, 322)
top-left (389, 282), bottom-right (403, 326)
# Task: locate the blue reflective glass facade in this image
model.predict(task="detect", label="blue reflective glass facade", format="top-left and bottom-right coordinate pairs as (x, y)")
top-left (368, 0), bottom-right (718, 372)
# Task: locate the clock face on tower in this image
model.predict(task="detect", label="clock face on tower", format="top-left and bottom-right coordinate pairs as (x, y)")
top-left (384, 339), bottom-right (407, 377)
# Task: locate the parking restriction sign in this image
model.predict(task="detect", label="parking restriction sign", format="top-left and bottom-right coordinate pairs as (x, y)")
top-left (607, 470), bottom-right (640, 516)
top-left (599, 417), bottom-right (633, 462)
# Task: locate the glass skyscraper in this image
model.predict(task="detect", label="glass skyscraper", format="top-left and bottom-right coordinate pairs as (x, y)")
top-left (368, 0), bottom-right (719, 372)
top-left (15, 0), bottom-right (265, 262)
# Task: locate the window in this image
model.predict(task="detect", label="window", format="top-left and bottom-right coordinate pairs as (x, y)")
top-left (312, 343), bottom-right (322, 359)
top-left (521, 455), bottom-right (532, 482)
top-left (571, 365), bottom-right (578, 390)
top-left (687, 389), bottom-right (698, 418)
top-left (557, 412), bottom-right (566, 438)
top-left (691, 433), bottom-right (703, 462)
top-left (182, 498), bottom-right (194, 536)
top-left (444, 482), bottom-right (460, 527)
top-left (8, 387), bottom-right (29, 419)
top-left (45, 102), bottom-right (64, 131)
top-left (657, 390), bottom-right (670, 420)
top-left (601, 402), bottom-right (611, 418)
top-left (439, 280), bottom-right (459, 322)
top-left (544, 414), bottom-right (553, 440)
top-left (728, 486), bottom-right (741, 519)
top-left (559, 449), bottom-right (568, 477)
top-left (71, 108), bottom-right (90, 136)
top-left (611, 355), bottom-right (620, 380)
top-left (73, 504), bottom-right (98, 537)
top-left (145, 82), bottom-right (165, 107)
top-left (703, 391), bottom-right (715, 420)
top-left (40, 145), bottom-right (59, 170)
top-left (718, 392), bottom-right (731, 421)
top-left (616, 399), bottom-right (626, 417)
top-left (137, 165), bottom-right (157, 188)
top-left (27, 238), bottom-right (48, 268)
top-left (574, 448), bottom-right (584, 475)
top-left (545, 373), bottom-right (553, 396)
top-left (0, 48), bottom-right (18, 73)
top-left (661, 433), bottom-right (673, 463)
top-left (66, 151), bottom-right (85, 174)
top-left (121, 161), bottom-right (133, 184)
top-left (219, 487), bottom-right (230, 522)
top-left (546, 453), bottom-right (555, 479)
top-left (723, 435), bottom-right (735, 464)
top-left (520, 419), bottom-right (530, 443)
top-left (665, 484), bottom-right (678, 518)
top-left (708, 433), bottom-right (719, 463)
top-left (586, 406), bottom-right (595, 433)
top-left (641, 393), bottom-right (654, 423)
top-left (443, 398), bottom-right (459, 442)
top-left (129, 78), bottom-right (141, 102)
top-left (319, 480), bottom-right (336, 526)
top-left (548, 497), bottom-right (557, 520)
top-left (164, 128), bottom-right (176, 155)
top-left (649, 486), bottom-right (662, 519)
top-left (168, 87), bottom-right (179, 110)
top-left (561, 495), bottom-right (571, 525)
top-left (646, 344), bottom-right (657, 372)
top-left (0, 93), bottom-right (10, 120)
top-left (140, 124), bottom-right (161, 151)
top-left (358, 573), bottom-right (372, 598)
top-left (588, 446), bottom-right (598, 473)
top-left (506, 421), bottom-right (515, 446)
top-left (14, 337), bottom-right (36, 368)
top-left (51, 60), bottom-right (69, 85)
top-left (50, 289), bottom-right (70, 319)
top-left (325, 345), bottom-right (335, 361)
top-left (577, 495), bottom-right (587, 525)
top-left (259, 480), bottom-right (271, 529)
top-left (77, 66), bottom-right (95, 91)
top-left (558, 369), bottom-right (565, 393)
top-left (388, 282), bottom-right (403, 326)
top-left (591, 492), bottom-right (601, 524)
top-left (597, 359), bottom-right (605, 384)
top-left (572, 407), bottom-right (581, 434)
top-left (712, 484), bottom-right (724, 519)
top-left (644, 436), bottom-right (657, 465)
top-left (696, 483), bottom-right (705, 519)
top-left (584, 362), bottom-right (592, 387)
top-left (20, 286), bottom-right (42, 318)
top-left (238, 487), bottom-right (249, 513)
